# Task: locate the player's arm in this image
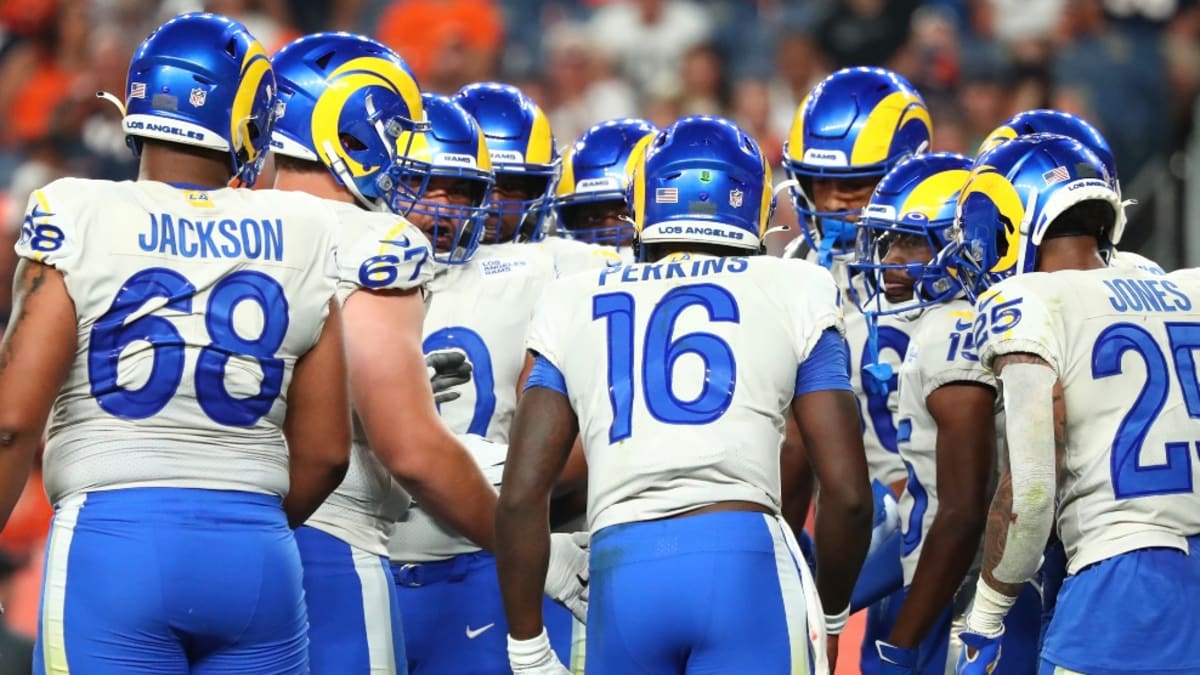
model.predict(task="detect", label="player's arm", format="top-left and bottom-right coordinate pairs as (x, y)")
top-left (780, 412), bottom-right (814, 541)
top-left (790, 330), bottom-right (873, 653)
top-left (960, 352), bottom-right (1059, 659)
top-left (0, 260), bottom-right (76, 529)
top-left (518, 350), bottom-right (587, 496)
top-left (497, 357), bottom-right (581, 674)
top-left (344, 286), bottom-right (499, 549)
top-left (887, 381), bottom-right (996, 648)
top-left (282, 299), bottom-right (352, 527)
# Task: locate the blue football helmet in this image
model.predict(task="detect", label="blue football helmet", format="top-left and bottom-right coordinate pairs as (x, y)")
top-left (628, 116), bottom-right (773, 261)
top-left (978, 109), bottom-right (1128, 249)
top-left (782, 67), bottom-right (932, 267)
top-left (554, 118), bottom-right (658, 248)
top-left (454, 82), bottom-right (557, 242)
top-left (270, 32), bottom-right (429, 212)
top-left (120, 12), bottom-right (278, 187)
top-left (391, 93), bottom-right (494, 265)
top-left (851, 152), bottom-right (973, 316)
top-left (950, 133), bottom-right (1120, 300)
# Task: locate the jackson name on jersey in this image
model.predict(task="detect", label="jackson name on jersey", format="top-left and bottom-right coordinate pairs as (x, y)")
top-left (16, 177), bottom-right (341, 505)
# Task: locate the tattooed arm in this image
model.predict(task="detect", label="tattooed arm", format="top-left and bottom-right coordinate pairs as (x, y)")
top-left (965, 351), bottom-right (1060, 638)
top-left (0, 260), bottom-right (76, 529)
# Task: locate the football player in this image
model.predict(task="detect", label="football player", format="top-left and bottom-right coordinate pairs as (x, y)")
top-left (496, 116), bottom-right (873, 674)
top-left (852, 154), bottom-right (1041, 674)
top-left (383, 93), bottom-right (581, 674)
top-left (0, 14), bottom-right (350, 673)
top-left (269, 34), bottom-right (586, 674)
top-left (455, 83), bottom-right (626, 273)
top-left (952, 133), bottom-right (1200, 674)
top-left (977, 109), bottom-right (1165, 275)
top-left (782, 66), bottom-right (933, 672)
top-left (454, 82), bottom-right (557, 245)
top-left (552, 117), bottom-right (657, 251)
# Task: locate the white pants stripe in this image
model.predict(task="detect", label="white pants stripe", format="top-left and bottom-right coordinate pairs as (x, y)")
top-left (350, 545), bottom-right (398, 674)
top-left (40, 493), bottom-right (87, 675)
top-left (765, 514), bottom-right (818, 675)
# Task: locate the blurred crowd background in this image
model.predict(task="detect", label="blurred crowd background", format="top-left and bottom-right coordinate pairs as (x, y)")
top-left (0, 0), bottom-right (1198, 669)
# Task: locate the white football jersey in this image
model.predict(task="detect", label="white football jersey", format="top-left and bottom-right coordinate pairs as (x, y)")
top-left (975, 267), bottom-right (1200, 573)
top-left (538, 235), bottom-right (630, 276)
top-left (528, 253), bottom-right (844, 533)
top-left (804, 252), bottom-right (910, 487)
top-left (17, 178), bottom-right (340, 505)
top-left (895, 299), bottom-right (997, 584)
top-left (302, 200), bottom-right (434, 555)
top-left (1109, 249), bottom-right (1165, 275)
top-left (388, 243), bottom-right (556, 562)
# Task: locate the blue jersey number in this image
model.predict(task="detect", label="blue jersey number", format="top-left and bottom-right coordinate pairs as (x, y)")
top-left (900, 458), bottom-right (929, 556)
top-left (88, 268), bottom-right (289, 426)
top-left (423, 327), bottom-right (495, 436)
top-left (1091, 321), bottom-right (1200, 499)
top-left (593, 284), bottom-right (739, 443)
top-left (861, 325), bottom-right (909, 454)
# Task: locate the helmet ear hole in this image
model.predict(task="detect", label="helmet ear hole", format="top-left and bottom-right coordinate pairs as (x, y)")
top-left (225, 37), bottom-right (238, 58)
top-left (314, 50), bottom-right (336, 69)
top-left (340, 132), bottom-right (368, 152)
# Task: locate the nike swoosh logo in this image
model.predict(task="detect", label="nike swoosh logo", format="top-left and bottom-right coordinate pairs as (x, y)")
top-left (379, 236), bottom-right (411, 248)
top-left (30, 204), bottom-right (54, 220)
top-left (954, 318), bottom-right (974, 331)
top-left (576, 573), bottom-right (588, 588)
top-left (465, 623), bottom-right (495, 639)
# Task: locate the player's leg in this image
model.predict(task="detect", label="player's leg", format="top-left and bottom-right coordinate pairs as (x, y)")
top-left (170, 491), bottom-right (309, 675)
top-left (289, 525), bottom-right (403, 675)
top-left (685, 514), bottom-right (817, 675)
top-left (1039, 536), bottom-right (1200, 674)
top-left (587, 511), bottom-right (813, 674)
top-left (34, 492), bottom-right (187, 674)
top-left (393, 552), bottom-right (511, 674)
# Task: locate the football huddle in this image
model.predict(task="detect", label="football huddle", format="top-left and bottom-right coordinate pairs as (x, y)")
top-left (0, 10), bottom-right (1196, 675)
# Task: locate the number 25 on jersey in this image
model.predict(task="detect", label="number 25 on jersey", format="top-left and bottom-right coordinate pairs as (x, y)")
top-left (592, 283), bottom-right (738, 443)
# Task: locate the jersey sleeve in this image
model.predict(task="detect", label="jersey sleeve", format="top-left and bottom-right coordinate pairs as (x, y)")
top-left (915, 305), bottom-right (997, 398)
top-left (524, 277), bottom-right (572, 373)
top-left (974, 276), bottom-right (1064, 376)
top-left (335, 210), bottom-right (434, 301)
top-left (14, 178), bottom-right (84, 274)
top-left (789, 261), bottom-right (845, 362)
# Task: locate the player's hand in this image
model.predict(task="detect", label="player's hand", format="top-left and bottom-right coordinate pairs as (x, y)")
top-left (875, 640), bottom-right (918, 674)
top-left (955, 629), bottom-right (1002, 675)
top-left (508, 628), bottom-right (571, 675)
top-left (425, 348), bottom-right (472, 404)
top-left (544, 531), bottom-right (589, 623)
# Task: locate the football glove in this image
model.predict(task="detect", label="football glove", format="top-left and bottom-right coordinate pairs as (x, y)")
top-left (544, 531), bottom-right (589, 622)
top-left (426, 348), bottom-right (472, 404)
top-left (956, 629), bottom-right (1002, 675)
top-left (875, 640), bottom-right (918, 675)
top-left (869, 478), bottom-right (901, 558)
top-left (508, 628), bottom-right (570, 675)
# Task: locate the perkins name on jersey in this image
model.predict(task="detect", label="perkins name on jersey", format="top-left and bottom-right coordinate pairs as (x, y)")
top-left (1103, 277), bottom-right (1192, 313)
top-left (139, 212), bottom-right (284, 261)
top-left (598, 256), bottom-right (749, 286)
